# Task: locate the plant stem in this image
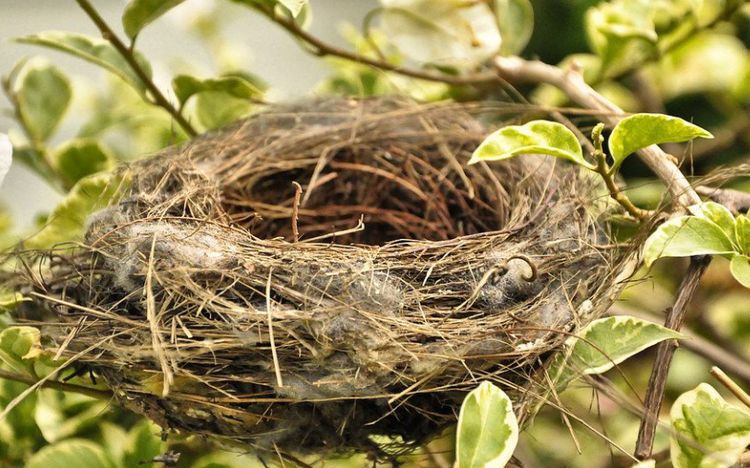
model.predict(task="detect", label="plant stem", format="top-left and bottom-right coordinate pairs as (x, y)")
top-left (634, 256), bottom-right (711, 460)
top-left (0, 368), bottom-right (113, 400)
top-left (493, 56), bottom-right (700, 209)
top-left (258, 7), bottom-right (498, 86)
top-left (74, 0), bottom-right (197, 137)
top-left (590, 123), bottom-right (651, 219)
top-left (711, 366), bottom-right (750, 410)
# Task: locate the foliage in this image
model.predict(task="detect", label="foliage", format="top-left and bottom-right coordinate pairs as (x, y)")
top-left (0, 0), bottom-right (749, 466)
top-left (456, 382), bottom-right (518, 468)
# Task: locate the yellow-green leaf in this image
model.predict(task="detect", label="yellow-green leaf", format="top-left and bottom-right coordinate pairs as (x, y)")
top-left (643, 215), bottom-right (736, 267)
top-left (456, 381), bottom-right (518, 468)
top-left (470, 120), bottom-right (592, 169)
top-left (494, 0), bottom-right (533, 56)
top-left (172, 74), bottom-right (263, 108)
top-left (16, 32), bottom-right (153, 95)
top-left (52, 139), bottom-right (115, 190)
top-left (27, 173), bottom-right (126, 249)
top-left (26, 439), bottom-right (113, 468)
top-left (671, 383), bottom-right (750, 468)
top-left (0, 326), bottom-right (44, 376)
top-left (122, 0), bottom-right (186, 40)
top-left (549, 316), bottom-right (682, 388)
top-left (609, 113), bottom-right (713, 167)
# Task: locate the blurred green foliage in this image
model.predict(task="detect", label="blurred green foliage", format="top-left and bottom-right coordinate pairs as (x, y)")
top-left (1, 0), bottom-right (750, 466)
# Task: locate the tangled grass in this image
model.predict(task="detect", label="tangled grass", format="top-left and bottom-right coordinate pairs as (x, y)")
top-left (19, 97), bottom-right (630, 459)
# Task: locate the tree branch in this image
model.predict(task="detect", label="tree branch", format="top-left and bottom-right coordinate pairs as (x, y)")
top-left (74, 0), bottom-right (197, 137)
top-left (493, 56), bottom-right (701, 209)
top-left (633, 256), bottom-right (711, 460)
top-left (258, 7), bottom-right (499, 86)
top-left (0, 368), bottom-right (113, 401)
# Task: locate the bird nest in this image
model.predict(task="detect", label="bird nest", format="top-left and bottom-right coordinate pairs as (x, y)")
top-left (22, 97), bottom-right (629, 458)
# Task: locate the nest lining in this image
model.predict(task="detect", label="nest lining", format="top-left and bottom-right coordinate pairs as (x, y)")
top-left (24, 97), bottom-right (625, 457)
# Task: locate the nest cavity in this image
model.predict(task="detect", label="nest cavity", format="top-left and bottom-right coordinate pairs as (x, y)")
top-left (25, 97), bottom-right (626, 457)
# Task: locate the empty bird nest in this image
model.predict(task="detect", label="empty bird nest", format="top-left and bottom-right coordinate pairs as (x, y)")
top-left (17, 97), bottom-right (633, 459)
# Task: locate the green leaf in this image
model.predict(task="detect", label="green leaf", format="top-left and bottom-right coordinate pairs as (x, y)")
top-left (53, 140), bottom-right (115, 189)
top-left (735, 215), bottom-right (750, 255)
top-left (172, 74), bottom-right (262, 108)
top-left (642, 216), bottom-right (736, 267)
top-left (585, 0), bottom-right (658, 77)
top-left (26, 173), bottom-right (126, 249)
top-left (122, 420), bottom-right (164, 468)
top-left (26, 439), bottom-right (113, 468)
top-left (35, 391), bottom-right (108, 443)
top-left (194, 91), bottom-right (252, 130)
top-left (0, 326), bottom-right (44, 376)
top-left (16, 32), bottom-right (153, 94)
top-left (15, 59), bottom-right (72, 142)
top-left (380, 0), bottom-right (501, 68)
top-left (0, 291), bottom-right (28, 312)
top-left (494, 0), bottom-right (534, 56)
top-left (550, 316), bottom-right (682, 387)
top-left (688, 202), bottom-right (737, 244)
top-left (455, 381), bottom-right (518, 468)
top-left (470, 120), bottom-right (592, 169)
top-left (609, 113), bottom-right (713, 167)
top-left (671, 383), bottom-right (750, 468)
top-left (730, 255), bottom-right (750, 288)
top-left (122, 0), bottom-right (186, 40)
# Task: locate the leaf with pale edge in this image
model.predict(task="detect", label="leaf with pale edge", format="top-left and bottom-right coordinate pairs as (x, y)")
top-left (549, 316), bottom-right (681, 388)
top-left (53, 139), bottom-right (114, 189)
top-left (26, 439), bottom-right (114, 468)
top-left (494, 0), bottom-right (534, 56)
top-left (122, 0), bottom-right (186, 40)
top-left (642, 215), bottom-right (735, 267)
top-left (688, 201), bottom-right (737, 246)
top-left (15, 60), bottom-right (72, 142)
top-left (16, 32), bottom-right (153, 94)
top-left (735, 215), bottom-right (750, 255)
top-left (172, 74), bottom-right (262, 108)
top-left (609, 113), bottom-right (713, 167)
top-left (0, 326), bottom-right (43, 376)
top-left (470, 120), bottom-right (592, 169)
top-left (671, 383), bottom-right (750, 468)
top-left (26, 173), bottom-right (126, 249)
top-left (0, 134), bottom-right (12, 188)
top-left (455, 381), bottom-right (518, 468)
top-left (730, 255), bottom-right (750, 288)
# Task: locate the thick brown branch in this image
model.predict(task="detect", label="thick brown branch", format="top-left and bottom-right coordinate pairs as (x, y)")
top-left (0, 368), bottom-right (113, 400)
top-left (74, 0), bottom-right (197, 137)
top-left (493, 56), bottom-right (700, 209)
top-left (634, 256), bottom-right (711, 460)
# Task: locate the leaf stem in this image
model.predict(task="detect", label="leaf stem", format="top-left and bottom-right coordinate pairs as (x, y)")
top-left (73, 0), bottom-right (197, 137)
top-left (0, 368), bottom-right (113, 400)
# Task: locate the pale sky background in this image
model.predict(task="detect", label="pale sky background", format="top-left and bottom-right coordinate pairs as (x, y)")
top-left (0, 0), bottom-right (375, 229)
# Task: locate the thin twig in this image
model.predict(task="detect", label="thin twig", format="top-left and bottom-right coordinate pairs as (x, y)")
top-left (711, 366), bottom-right (750, 410)
top-left (266, 268), bottom-right (283, 388)
top-left (74, 0), bottom-right (197, 137)
top-left (493, 56), bottom-right (700, 209)
top-left (634, 256), bottom-right (711, 460)
top-left (258, 6), bottom-right (498, 86)
top-left (0, 368), bottom-right (112, 400)
top-left (291, 181), bottom-right (302, 242)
